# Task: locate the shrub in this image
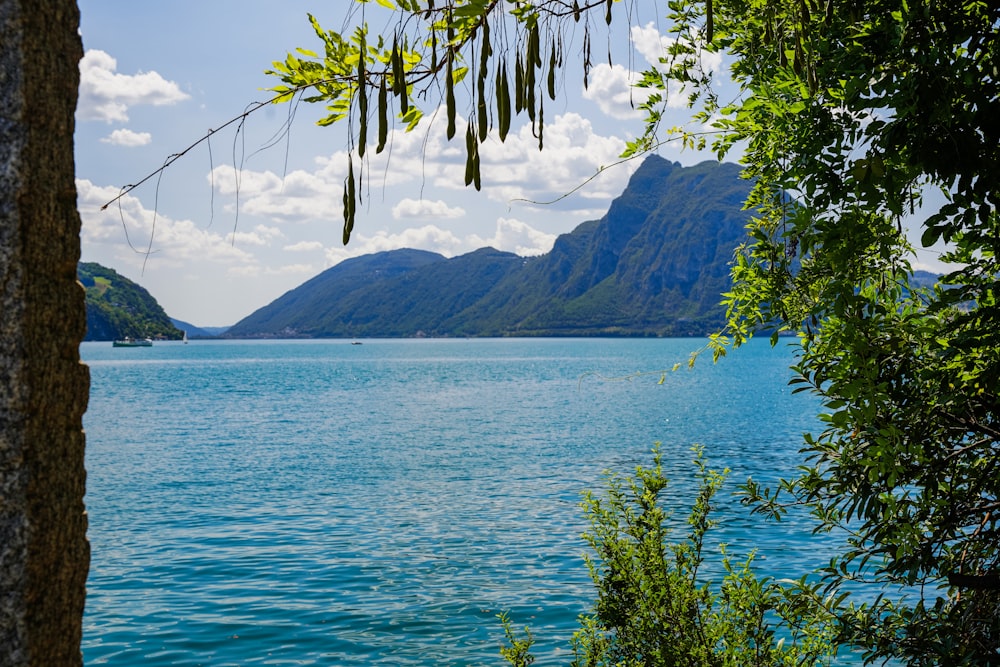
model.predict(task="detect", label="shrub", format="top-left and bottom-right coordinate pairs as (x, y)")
top-left (501, 447), bottom-right (836, 666)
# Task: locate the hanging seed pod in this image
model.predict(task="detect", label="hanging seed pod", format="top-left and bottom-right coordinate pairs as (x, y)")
top-left (524, 27), bottom-right (537, 123)
top-left (391, 37), bottom-right (403, 95)
top-left (472, 149), bottom-right (481, 191)
top-left (399, 78), bottom-right (409, 116)
top-left (391, 36), bottom-right (408, 116)
top-left (446, 53), bottom-right (457, 140)
top-left (547, 40), bottom-right (556, 100)
top-left (357, 36), bottom-right (367, 158)
top-left (464, 122), bottom-right (475, 186)
top-left (537, 97), bottom-right (544, 151)
top-left (342, 156), bottom-right (356, 245)
top-left (526, 60), bottom-right (536, 123)
top-left (478, 83), bottom-right (488, 142)
top-left (477, 22), bottom-right (490, 143)
top-left (497, 64), bottom-right (511, 141)
top-left (376, 75), bottom-right (388, 153)
top-left (431, 27), bottom-right (438, 71)
top-left (515, 55), bottom-right (524, 113)
top-left (480, 19), bottom-right (492, 71)
top-left (528, 24), bottom-right (540, 68)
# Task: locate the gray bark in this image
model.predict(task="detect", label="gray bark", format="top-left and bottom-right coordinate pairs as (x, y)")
top-left (0, 0), bottom-right (90, 665)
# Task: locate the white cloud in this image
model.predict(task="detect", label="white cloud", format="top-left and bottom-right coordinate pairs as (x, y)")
top-left (325, 225), bottom-right (469, 266)
top-left (375, 110), bottom-right (631, 206)
top-left (322, 216), bottom-right (557, 268)
top-left (632, 23), bottom-right (723, 75)
top-left (230, 263), bottom-right (316, 278)
top-left (476, 112), bottom-right (634, 205)
top-left (78, 49), bottom-right (190, 123)
top-left (581, 24), bottom-right (726, 121)
top-left (583, 64), bottom-right (648, 120)
top-left (208, 111), bottom-right (632, 227)
top-left (631, 23), bottom-right (723, 107)
top-left (208, 164), bottom-right (338, 221)
top-left (392, 198), bottom-right (465, 220)
top-left (76, 178), bottom-right (256, 269)
top-left (270, 263), bottom-right (316, 275)
top-left (100, 128), bottom-right (153, 147)
top-left (483, 217), bottom-right (557, 257)
top-left (284, 240), bottom-right (325, 252)
top-left (227, 224), bottom-right (283, 247)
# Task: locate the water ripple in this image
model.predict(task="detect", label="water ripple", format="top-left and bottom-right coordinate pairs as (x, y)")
top-left (82, 338), bottom-right (829, 665)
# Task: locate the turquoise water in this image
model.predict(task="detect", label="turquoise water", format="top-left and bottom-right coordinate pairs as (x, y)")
top-left (81, 338), bottom-right (828, 665)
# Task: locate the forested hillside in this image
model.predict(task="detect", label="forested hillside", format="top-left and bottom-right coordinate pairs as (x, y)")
top-left (79, 263), bottom-right (182, 341)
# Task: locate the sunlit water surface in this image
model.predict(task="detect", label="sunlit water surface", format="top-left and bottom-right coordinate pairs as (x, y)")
top-left (82, 338), bottom-right (841, 665)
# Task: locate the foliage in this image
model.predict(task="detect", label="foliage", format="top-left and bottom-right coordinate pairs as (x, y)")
top-left (79, 262), bottom-right (183, 341)
top-left (500, 448), bottom-right (836, 666)
top-left (267, 0), bottom-right (666, 243)
top-left (663, 2), bottom-right (1000, 663)
top-left (498, 611), bottom-right (535, 667)
top-left (272, 1), bottom-right (1000, 663)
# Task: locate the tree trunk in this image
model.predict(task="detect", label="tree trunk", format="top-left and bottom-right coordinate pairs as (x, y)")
top-left (0, 1), bottom-right (90, 665)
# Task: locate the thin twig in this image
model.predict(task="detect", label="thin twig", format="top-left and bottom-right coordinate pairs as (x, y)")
top-left (98, 83), bottom-right (328, 213)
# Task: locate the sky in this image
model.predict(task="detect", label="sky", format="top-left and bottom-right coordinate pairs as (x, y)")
top-left (75, 2), bottom-right (947, 328)
top-left (74, 1), bottom-right (733, 326)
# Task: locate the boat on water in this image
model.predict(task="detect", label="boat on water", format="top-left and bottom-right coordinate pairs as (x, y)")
top-left (112, 337), bottom-right (153, 347)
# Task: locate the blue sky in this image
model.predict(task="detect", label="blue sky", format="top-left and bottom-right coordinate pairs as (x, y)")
top-left (75, 2), bottom-right (947, 327)
top-left (75, 2), bottom-right (730, 326)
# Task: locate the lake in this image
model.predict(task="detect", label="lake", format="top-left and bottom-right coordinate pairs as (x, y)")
top-left (81, 337), bottom-right (831, 665)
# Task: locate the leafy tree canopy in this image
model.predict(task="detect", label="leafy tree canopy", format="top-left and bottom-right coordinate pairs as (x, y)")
top-left (269, 1), bottom-right (1000, 663)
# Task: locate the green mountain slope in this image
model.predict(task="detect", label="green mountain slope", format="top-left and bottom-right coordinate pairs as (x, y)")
top-left (226, 158), bottom-right (757, 338)
top-left (79, 263), bottom-right (182, 341)
top-left (456, 159), bottom-right (751, 335)
top-left (228, 249), bottom-right (446, 337)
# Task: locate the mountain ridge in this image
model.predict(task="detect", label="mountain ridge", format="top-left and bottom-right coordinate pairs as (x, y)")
top-left (226, 157), bottom-right (754, 338)
top-left (81, 155), bottom-right (947, 339)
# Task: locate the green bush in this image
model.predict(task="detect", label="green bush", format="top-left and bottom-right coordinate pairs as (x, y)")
top-left (501, 447), bottom-right (837, 667)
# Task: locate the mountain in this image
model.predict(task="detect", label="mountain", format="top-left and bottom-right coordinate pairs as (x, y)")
top-left (228, 249), bottom-right (449, 337)
top-left (451, 158), bottom-right (751, 335)
top-left (170, 318), bottom-right (221, 339)
top-left (910, 270), bottom-right (942, 290)
top-left (79, 263), bottom-right (183, 341)
top-left (226, 157), bottom-right (756, 338)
